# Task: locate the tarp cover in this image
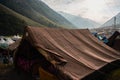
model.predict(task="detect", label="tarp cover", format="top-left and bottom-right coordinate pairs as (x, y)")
top-left (23, 26), bottom-right (120, 80)
top-left (111, 39), bottom-right (120, 52)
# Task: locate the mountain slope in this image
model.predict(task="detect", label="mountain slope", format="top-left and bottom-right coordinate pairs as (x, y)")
top-left (59, 12), bottom-right (100, 29)
top-left (0, 0), bottom-right (75, 28)
top-left (101, 12), bottom-right (120, 28)
top-left (0, 4), bottom-right (46, 35)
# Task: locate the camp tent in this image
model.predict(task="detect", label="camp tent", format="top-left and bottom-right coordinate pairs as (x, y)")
top-left (9, 39), bottom-right (21, 51)
top-left (8, 39), bottom-right (21, 56)
top-left (0, 42), bottom-right (9, 56)
top-left (14, 26), bottom-right (120, 80)
top-left (111, 39), bottom-right (120, 52)
top-left (107, 31), bottom-right (120, 52)
top-left (0, 45), bottom-right (8, 56)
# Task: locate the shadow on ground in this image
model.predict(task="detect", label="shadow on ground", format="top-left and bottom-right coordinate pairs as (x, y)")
top-left (0, 68), bottom-right (34, 80)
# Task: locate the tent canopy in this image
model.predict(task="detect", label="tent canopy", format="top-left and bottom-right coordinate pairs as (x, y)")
top-left (14, 26), bottom-right (120, 80)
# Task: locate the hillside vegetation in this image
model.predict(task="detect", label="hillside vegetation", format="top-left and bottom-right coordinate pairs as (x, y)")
top-left (0, 0), bottom-right (75, 35)
top-left (0, 0), bottom-right (75, 28)
top-left (0, 4), bottom-right (44, 35)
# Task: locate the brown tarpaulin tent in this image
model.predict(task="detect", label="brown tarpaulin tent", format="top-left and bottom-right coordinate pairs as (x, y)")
top-left (111, 39), bottom-right (120, 52)
top-left (107, 31), bottom-right (120, 52)
top-left (14, 26), bottom-right (120, 80)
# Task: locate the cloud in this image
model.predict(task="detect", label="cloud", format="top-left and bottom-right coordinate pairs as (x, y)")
top-left (41, 0), bottom-right (120, 24)
top-left (107, 0), bottom-right (120, 7)
top-left (103, 0), bottom-right (120, 13)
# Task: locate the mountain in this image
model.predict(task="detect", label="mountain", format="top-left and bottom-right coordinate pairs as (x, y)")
top-left (0, 4), bottom-right (45, 35)
top-left (0, 0), bottom-right (75, 35)
top-left (101, 12), bottom-right (120, 28)
top-left (59, 11), bottom-right (100, 29)
top-left (0, 0), bottom-right (75, 28)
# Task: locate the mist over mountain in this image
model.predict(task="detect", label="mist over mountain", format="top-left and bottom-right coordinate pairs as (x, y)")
top-left (59, 11), bottom-right (100, 29)
top-left (41, 0), bottom-right (75, 5)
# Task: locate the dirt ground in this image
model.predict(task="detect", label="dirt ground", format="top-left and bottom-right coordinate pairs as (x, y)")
top-left (0, 64), bottom-right (35, 80)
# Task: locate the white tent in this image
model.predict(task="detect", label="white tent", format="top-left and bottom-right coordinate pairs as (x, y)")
top-left (0, 38), bottom-right (6, 44)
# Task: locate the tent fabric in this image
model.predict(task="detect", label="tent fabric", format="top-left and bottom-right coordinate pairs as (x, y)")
top-left (39, 67), bottom-right (58, 80)
top-left (107, 31), bottom-right (120, 52)
top-left (111, 39), bottom-right (120, 52)
top-left (14, 26), bottom-right (120, 80)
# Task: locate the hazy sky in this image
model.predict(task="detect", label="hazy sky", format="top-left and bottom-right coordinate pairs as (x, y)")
top-left (41, 0), bottom-right (120, 24)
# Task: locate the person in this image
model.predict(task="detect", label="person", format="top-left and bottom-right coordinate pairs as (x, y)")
top-left (102, 36), bottom-right (109, 44)
top-left (9, 56), bottom-right (13, 64)
top-left (3, 56), bottom-right (9, 64)
top-left (93, 32), bottom-right (108, 43)
top-left (0, 54), bottom-right (3, 63)
top-left (93, 31), bottom-right (120, 45)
